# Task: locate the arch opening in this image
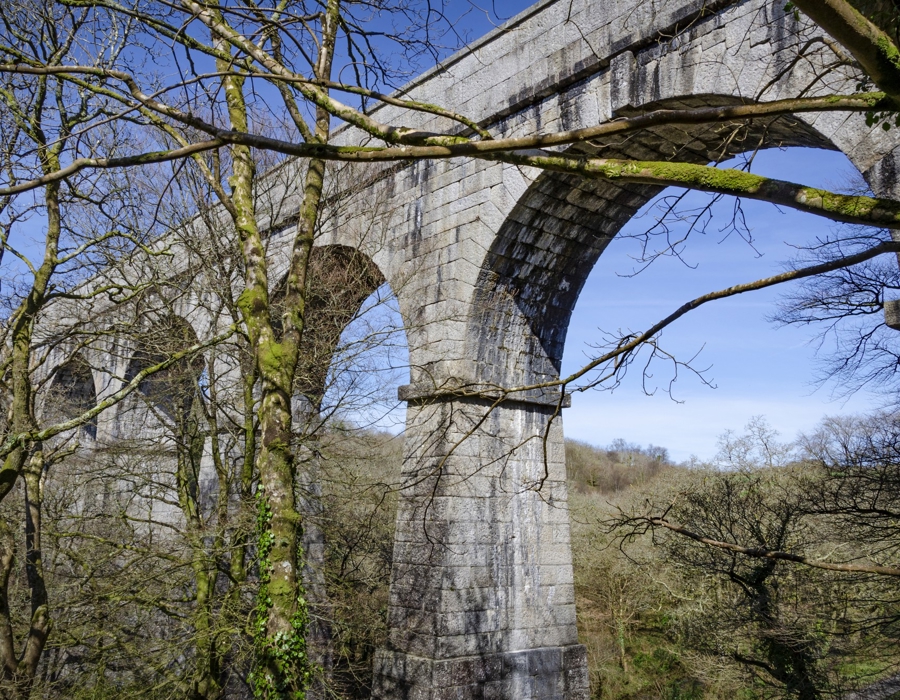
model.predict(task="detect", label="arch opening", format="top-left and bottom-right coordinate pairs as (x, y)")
top-left (471, 95), bottom-right (840, 388)
top-left (563, 145), bottom-right (896, 459)
top-left (46, 353), bottom-right (98, 440)
top-left (270, 244), bottom-right (408, 696)
top-left (276, 244), bottom-right (409, 433)
top-left (123, 315), bottom-right (205, 422)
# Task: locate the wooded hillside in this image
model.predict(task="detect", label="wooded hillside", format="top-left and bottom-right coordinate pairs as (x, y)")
top-left (311, 418), bottom-right (900, 700)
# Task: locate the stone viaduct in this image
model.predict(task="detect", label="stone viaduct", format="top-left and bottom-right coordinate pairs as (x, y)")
top-left (40, 0), bottom-right (900, 698)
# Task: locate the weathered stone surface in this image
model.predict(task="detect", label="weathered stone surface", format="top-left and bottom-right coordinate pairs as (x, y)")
top-left (372, 645), bottom-right (588, 700)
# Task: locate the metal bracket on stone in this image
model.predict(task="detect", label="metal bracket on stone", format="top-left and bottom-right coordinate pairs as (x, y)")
top-left (398, 381), bottom-right (572, 408)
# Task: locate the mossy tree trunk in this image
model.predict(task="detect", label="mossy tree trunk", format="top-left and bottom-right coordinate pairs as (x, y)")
top-left (201, 1), bottom-right (341, 694)
top-left (0, 153), bottom-right (64, 696)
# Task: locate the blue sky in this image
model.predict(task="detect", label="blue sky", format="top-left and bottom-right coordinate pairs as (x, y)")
top-left (559, 147), bottom-right (885, 461)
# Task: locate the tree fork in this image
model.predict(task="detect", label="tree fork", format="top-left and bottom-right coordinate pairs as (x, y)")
top-left (210, 13), bottom-right (314, 691)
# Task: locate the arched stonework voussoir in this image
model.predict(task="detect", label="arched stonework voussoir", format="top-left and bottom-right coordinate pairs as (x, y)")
top-left (856, 144), bottom-right (900, 201)
top-left (469, 95), bottom-right (835, 392)
top-left (312, 157), bottom-right (509, 388)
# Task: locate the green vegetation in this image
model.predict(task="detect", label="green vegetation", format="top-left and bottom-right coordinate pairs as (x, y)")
top-left (7, 412), bottom-right (898, 699)
top-left (569, 418), bottom-right (900, 699)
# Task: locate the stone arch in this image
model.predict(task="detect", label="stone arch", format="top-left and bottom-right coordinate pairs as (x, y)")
top-left (123, 314), bottom-right (205, 421)
top-left (117, 313), bottom-right (213, 527)
top-left (46, 353), bottom-right (98, 440)
top-left (469, 96), bottom-right (897, 389)
top-left (272, 244), bottom-right (389, 414)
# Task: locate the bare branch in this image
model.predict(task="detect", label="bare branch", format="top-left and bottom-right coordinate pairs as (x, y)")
top-left (645, 515), bottom-right (900, 577)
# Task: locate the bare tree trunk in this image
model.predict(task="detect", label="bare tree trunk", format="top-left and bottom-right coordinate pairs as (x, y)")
top-left (0, 517), bottom-right (16, 685)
